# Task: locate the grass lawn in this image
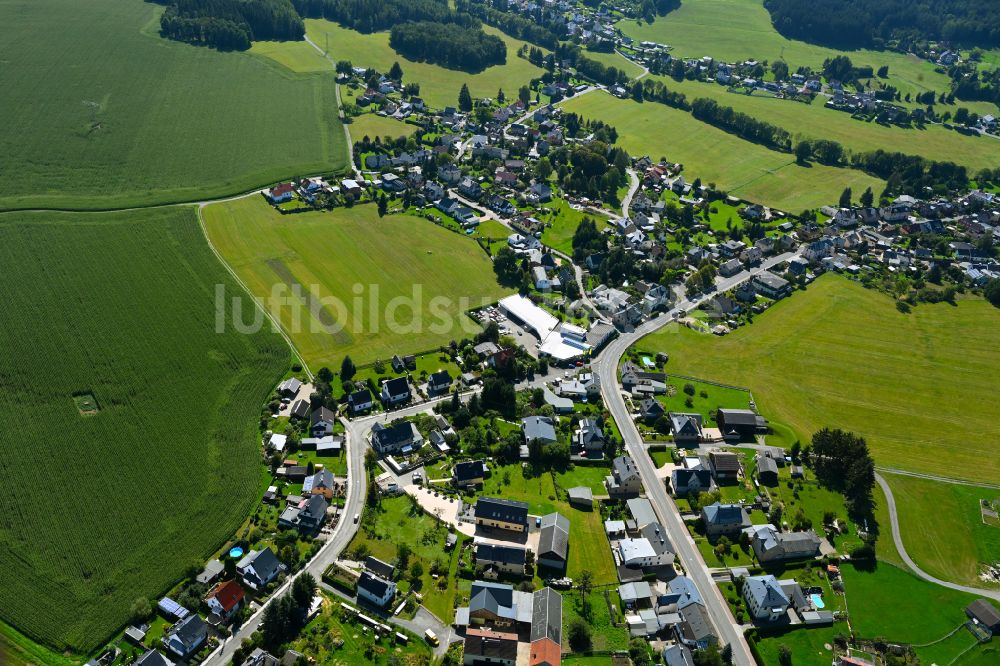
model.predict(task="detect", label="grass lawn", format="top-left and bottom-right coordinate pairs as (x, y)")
top-left (560, 91), bottom-right (884, 212)
top-left (476, 464), bottom-right (618, 585)
top-left (289, 592), bottom-right (434, 665)
top-left (0, 208), bottom-right (289, 654)
top-left (561, 588), bottom-right (630, 652)
top-left (885, 473), bottom-right (1000, 589)
top-left (203, 197), bottom-right (510, 368)
top-left (618, 0), bottom-right (980, 105)
top-left (554, 463), bottom-right (613, 495)
top-left (654, 376), bottom-right (751, 423)
top-left (299, 21), bottom-right (546, 109)
top-left (752, 625), bottom-right (842, 666)
top-left (348, 113), bottom-right (417, 141)
top-left (634, 274), bottom-right (1000, 484)
top-left (647, 75), bottom-right (1000, 173)
top-left (840, 563), bottom-right (994, 643)
top-left (0, 0), bottom-right (346, 210)
top-left (346, 495), bottom-right (466, 622)
top-left (538, 197), bottom-right (608, 255)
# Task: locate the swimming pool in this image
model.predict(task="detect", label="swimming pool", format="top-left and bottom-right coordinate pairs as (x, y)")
top-left (810, 593), bottom-right (825, 609)
top-left (229, 546), bottom-right (244, 559)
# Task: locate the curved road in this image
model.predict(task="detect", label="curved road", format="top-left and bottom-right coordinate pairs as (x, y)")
top-left (876, 473), bottom-right (1000, 602)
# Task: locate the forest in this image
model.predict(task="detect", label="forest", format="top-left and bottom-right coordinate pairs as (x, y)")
top-left (291, 0), bottom-right (473, 33)
top-left (764, 0), bottom-right (1000, 50)
top-left (158, 0), bottom-right (304, 50)
top-left (389, 21), bottom-right (506, 72)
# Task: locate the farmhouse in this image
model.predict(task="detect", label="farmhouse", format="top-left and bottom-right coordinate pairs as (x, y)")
top-left (475, 497), bottom-right (529, 532)
top-left (302, 470), bottom-right (335, 498)
top-left (756, 455), bottom-right (779, 486)
top-left (966, 599), bottom-right (1000, 635)
top-left (371, 421), bottom-right (423, 454)
top-left (476, 543), bottom-right (527, 576)
top-left (463, 628), bottom-right (518, 666)
top-left (237, 547), bottom-right (284, 590)
top-left (358, 571), bottom-right (397, 609)
top-left (716, 409), bottom-right (769, 441)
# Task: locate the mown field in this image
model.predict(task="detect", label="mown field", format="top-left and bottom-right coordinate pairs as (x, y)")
top-left (887, 473), bottom-right (1000, 589)
top-left (635, 275), bottom-right (1000, 483)
top-left (0, 208), bottom-right (289, 653)
top-left (0, 0), bottom-right (346, 211)
top-left (203, 198), bottom-right (510, 369)
top-left (299, 21), bottom-right (546, 109)
top-left (619, 0), bottom-right (998, 108)
top-left (646, 75), bottom-right (1000, 172)
top-left (561, 91), bottom-right (884, 211)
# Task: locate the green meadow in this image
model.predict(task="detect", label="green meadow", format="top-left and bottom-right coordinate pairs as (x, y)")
top-left (348, 113), bottom-right (418, 141)
top-left (619, 0), bottom-right (993, 106)
top-left (635, 275), bottom-right (1000, 484)
top-left (647, 75), bottom-right (1000, 172)
top-left (258, 20), bottom-right (547, 109)
top-left (561, 91), bottom-right (884, 211)
top-left (203, 197), bottom-right (510, 369)
top-left (886, 473), bottom-right (1000, 590)
top-left (0, 0), bottom-right (346, 210)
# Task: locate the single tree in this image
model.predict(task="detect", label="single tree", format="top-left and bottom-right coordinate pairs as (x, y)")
top-left (859, 186), bottom-right (874, 208)
top-left (458, 83), bottom-right (473, 112)
top-left (341, 355), bottom-right (356, 381)
top-left (838, 187), bottom-right (852, 208)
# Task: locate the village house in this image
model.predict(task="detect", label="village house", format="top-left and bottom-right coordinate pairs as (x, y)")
top-left (537, 512), bottom-right (570, 571)
top-left (347, 388), bottom-right (374, 414)
top-left (700, 502), bottom-right (751, 540)
top-left (522, 415), bottom-right (558, 447)
top-left (379, 376), bottom-right (411, 406)
top-left (371, 420), bottom-right (423, 455)
top-left (743, 524), bottom-right (822, 563)
top-left (671, 468), bottom-right (714, 497)
top-left (205, 580), bottom-right (245, 623)
top-left (669, 412), bottom-right (703, 444)
top-left (310, 407), bottom-right (336, 437)
top-left (453, 460), bottom-right (488, 488)
top-left (236, 547), bottom-right (284, 590)
top-left (358, 571), bottom-right (397, 609)
top-left (278, 494), bottom-right (328, 533)
top-left (605, 455), bottom-right (643, 498)
top-left (476, 543), bottom-right (527, 577)
top-left (742, 575), bottom-right (789, 622)
top-left (162, 615), bottom-right (207, 659)
top-left (717, 409), bottom-right (769, 441)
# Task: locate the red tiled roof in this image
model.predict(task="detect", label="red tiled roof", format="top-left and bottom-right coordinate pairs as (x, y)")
top-left (207, 579), bottom-right (245, 612)
top-left (270, 183), bottom-right (295, 197)
top-left (530, 637), bottom-right (561, 666)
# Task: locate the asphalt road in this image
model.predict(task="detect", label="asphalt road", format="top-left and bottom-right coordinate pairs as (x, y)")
top-left (592, 251), bottom-right (797, 666)
top-left (876, 473), bottom-right (1000, 602)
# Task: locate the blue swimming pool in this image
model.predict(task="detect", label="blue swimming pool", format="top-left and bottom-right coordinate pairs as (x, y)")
top-left (810, 593), bottom-right (825, 609)
top-left (229, 546), bottom-right (244, 559)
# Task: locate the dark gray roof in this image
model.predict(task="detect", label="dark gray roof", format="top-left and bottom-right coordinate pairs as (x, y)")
top-left (454, 460), bottom-right (487, 483)
top-left (382, 376), bottom-right (409, 394)
top-left (538, 513), bottom-right (570, 560)
top-left (522, 416), bottom-right (557, 443)
top-left (613, 455), bottom-right (640, 482)
top-left (136, 651), bottom-right (174, 666)
top-left (468, 581), bottom-right (516, 618)
top-left (717, 409), bottom-right (761, 426)
top-left (240, 547), bottom-right (282, 582)
top-left (167, 614), bottom-right (207, 651)
top-left (371, 421), bottom-right (420, 448)
top-left (757, 456), bottom-right (779, 477)
top-left (701, 502), bottom-right (751, 527)
top-left (428, 370), bottom-right (452, 385)
top-left (477, 543), bottom-right (526, 566)
top-left (708, 451), bottom-right (741, 472)
top-left (290, 399), bottom-right (310, 418)
top-left (364, 556), bottom-right (395, 580)
top-left (348, 389), bottom-right (372, 407)
top-left (311, 406), bottom-right (335, 425)
top-left (358, 571), bottom-right (394, 598)
top-left (673, 468), bottom-right (713, 486)
top-left (464, 633), bottom-right (518, 660)
top-left (679, 603), bottom-right (715, 643)
top-left (475, 497), bottom-right (529, 526)
top-left (967, 599), bottom-right (1000, 628)
top-left (530, 587), bottom-right (562, 643)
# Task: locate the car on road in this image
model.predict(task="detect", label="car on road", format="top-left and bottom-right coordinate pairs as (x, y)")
top-left (424, 629), bottom-right (439, 646)
top-left (353, 513), bottom-right (360, 523)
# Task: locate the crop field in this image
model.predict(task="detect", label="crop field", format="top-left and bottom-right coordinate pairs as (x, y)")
top-left (0, 208), bottom-right (289, 653)
top-left (299, 21), bottom-right (547, 109)
top-left (203, 197), bottom-right (510, 368)
top-left (647, 75), bottom-right (1000, 172)
top-left (618, 0), bottom-right (974, 104)
top-left (561, 91), bottom-right (883, 211)
top-left (635, 275), bottom-right (1000, 483)
top-left (348, 113), bottom-right (417, 141)
top-left (886, 473), bottom-right (1000, 589)
top-left (0, 0), bottom-right (346, 211)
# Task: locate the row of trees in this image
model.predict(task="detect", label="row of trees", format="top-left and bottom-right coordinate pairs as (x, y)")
top-left (159, 0), bottom-right (304, 50)
top-left (690, 98), bottom-right (792, 151)
top-left (765, 0), bottom-right (1000, 50)
top-left (290, 0), bottom-right (468, 33)
top-left (457, 0), bottom-right (561, 50)
top-left (389, 21), bottom-right (505, 72)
